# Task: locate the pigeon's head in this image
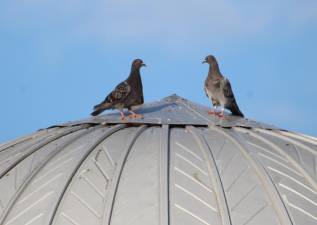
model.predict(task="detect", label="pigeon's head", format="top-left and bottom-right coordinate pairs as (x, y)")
top-left (202, 55), bottom-right (217, 65)
top-left (132, 59), bottom-right (146, 70)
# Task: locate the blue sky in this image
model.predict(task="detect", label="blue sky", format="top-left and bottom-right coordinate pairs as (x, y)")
top-left (0, 0), bottom-right (316, 143)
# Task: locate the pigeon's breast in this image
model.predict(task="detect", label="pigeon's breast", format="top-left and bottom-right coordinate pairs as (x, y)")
top-left (206, 79), bottom-right (219, 95)
top-left (124, 87), bottom-right (143, 107)
top-left (206, 79), bottom-right (226, 106)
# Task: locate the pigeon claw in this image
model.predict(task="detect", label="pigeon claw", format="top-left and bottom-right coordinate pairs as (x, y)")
top-left (208, 110), bottom-right (216, 115)
top-left (129, 114), bottom-right (143, 119)
top-left (121, 116), bottom-right (127, 121)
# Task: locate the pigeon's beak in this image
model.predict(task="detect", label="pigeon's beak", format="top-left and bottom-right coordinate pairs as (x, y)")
top-left (142, 63), bottom-right (147, 67)
top-left (202, 60), bottom-right (207, 64)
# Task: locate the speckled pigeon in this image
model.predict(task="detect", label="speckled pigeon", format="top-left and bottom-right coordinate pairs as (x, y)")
top-left (91, 59), bottom-right (146, 119)
top-left (203, 55), bottom-right (244, 118)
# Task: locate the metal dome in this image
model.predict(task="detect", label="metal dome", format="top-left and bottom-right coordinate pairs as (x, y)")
top-left (0, 95), bottom-right (316, 225)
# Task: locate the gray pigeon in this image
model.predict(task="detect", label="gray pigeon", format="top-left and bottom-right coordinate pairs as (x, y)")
top-left (203, 55), bottom-right (244, 118)
top-left (91, 59), bottom-right (146, 119)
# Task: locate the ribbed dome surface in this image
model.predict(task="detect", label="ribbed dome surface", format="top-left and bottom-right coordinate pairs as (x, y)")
top-left (0, 95), bottom-right (316, 225)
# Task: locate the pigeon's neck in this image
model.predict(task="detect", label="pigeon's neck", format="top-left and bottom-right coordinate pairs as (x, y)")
top-left (127, 68), bottom-right (142, 87)
top-left (208, 62), bottom-right (222, 79)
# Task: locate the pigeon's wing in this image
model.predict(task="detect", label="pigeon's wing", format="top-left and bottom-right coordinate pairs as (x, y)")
top-left (106, 81), bottom-right (132, 104)
top-left (91, 81), bottom-right (131, 116)
top-left (222, 78), bottom-right (240, 107)
top-left (221, 78), bottom-right (244, 117)
top-left (221, 78), bottom-right (235, 99)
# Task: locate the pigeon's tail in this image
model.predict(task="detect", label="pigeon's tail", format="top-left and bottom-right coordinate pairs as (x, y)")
top-left (228, 101), bottom-right (244, 117)
top-left (91, 102), bottom-right (112, 116)
top-left (91, 108), bottom-right (104, 116)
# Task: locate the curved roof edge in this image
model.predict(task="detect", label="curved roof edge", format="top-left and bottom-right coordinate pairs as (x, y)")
top-left (50, 94), bottom-right (279, 130)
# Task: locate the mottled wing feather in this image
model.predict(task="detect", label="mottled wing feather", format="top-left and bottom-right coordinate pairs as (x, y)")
top-left (106, 82), bottom-right (131, 104)
top-left (222, 78), bottom-right (234, 99)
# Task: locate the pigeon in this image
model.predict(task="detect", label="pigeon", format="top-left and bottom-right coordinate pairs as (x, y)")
top-left (203, 55), bottom-right (244, 118)
top-left (91, 59), bottom-right (146, 119)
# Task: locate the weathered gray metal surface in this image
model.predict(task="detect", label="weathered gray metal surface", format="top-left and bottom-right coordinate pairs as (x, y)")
top-left (0, 95), bottom-right (316, 225)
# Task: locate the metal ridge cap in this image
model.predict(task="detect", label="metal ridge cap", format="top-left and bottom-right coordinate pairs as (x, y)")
top-left (43, 94), bottom-right (280, 130)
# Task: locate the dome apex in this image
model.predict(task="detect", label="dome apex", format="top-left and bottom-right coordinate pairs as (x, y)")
top-left (57, 94), bottom-right (276, 130)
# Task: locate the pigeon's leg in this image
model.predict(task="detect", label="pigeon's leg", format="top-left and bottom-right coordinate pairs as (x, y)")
top-left (128, 110), bottom-right (143, 119)
top-left (218, 108), bottom-right (225, 118)
top-left (208, 105), bottom-right (218, 115)
top-left (120, 111), bottom-right (126, 120)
